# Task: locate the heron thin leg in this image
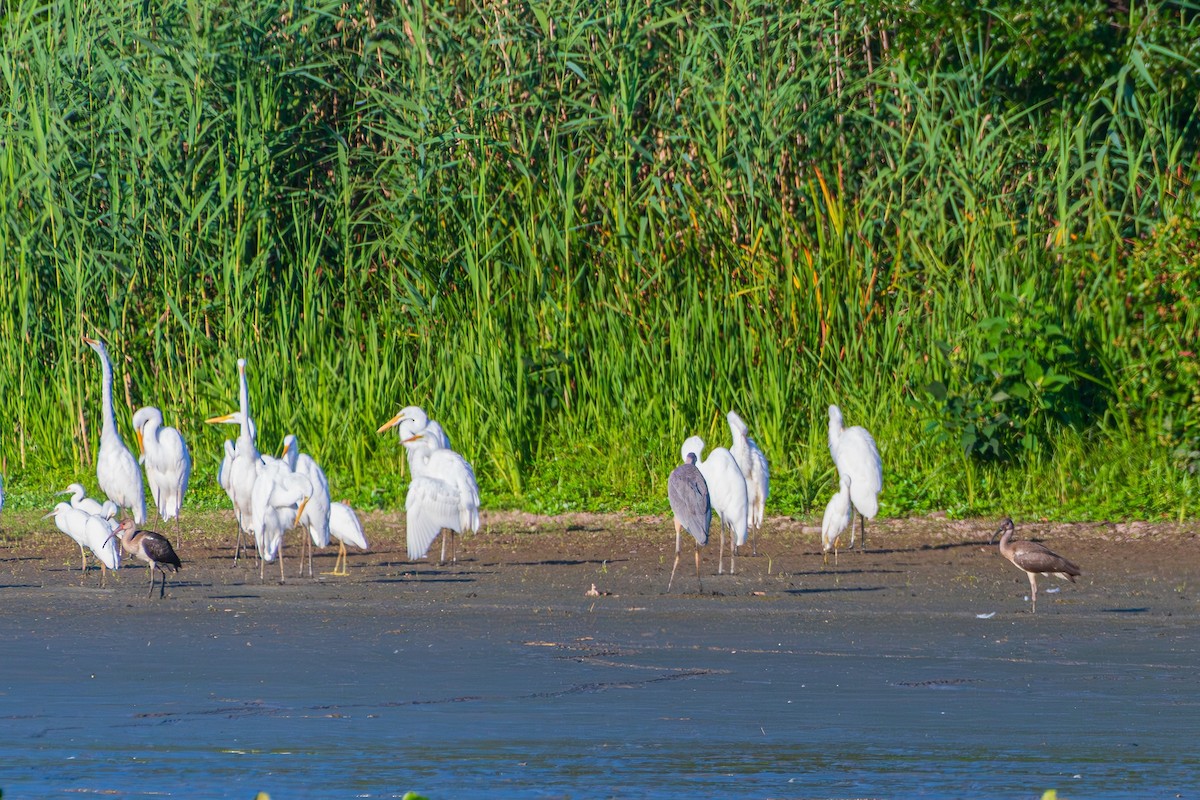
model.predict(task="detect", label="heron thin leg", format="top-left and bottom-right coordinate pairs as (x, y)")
top-left (147, 568), bottom-right (155, 599)
top-left (667, 524), bottom-right (682, 593)
top-left (160, 569), bottom-right (168, 599)
top-left (859, 514), bottom-right (868, 552)
top-left (80, 545), bottom-right (88, 574)
top-left (694, 545), bottom-right (702, 593)
top-left (718, 523), bottom-right (725, 575)
top-left (279, 548), bottom-right (286, 584)
top-left (1028, 572), bottom-right (1038, 613)
top-left (751, 522), bottom-right (758, 557)
top-left (729, 525), bottom-right (736, 576)
top-left (439, 532), bottom-right (447, 566)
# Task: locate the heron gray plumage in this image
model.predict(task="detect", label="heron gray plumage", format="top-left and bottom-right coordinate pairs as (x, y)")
top-left (666, 453), bottom-right (712, 593)
top-left (990, 517), bottom-right (1080, 613)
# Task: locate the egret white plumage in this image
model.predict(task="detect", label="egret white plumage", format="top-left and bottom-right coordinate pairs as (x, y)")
top-left (680, 436), bottom-right (747, 575)
top-left (325, 501), bottom-right (368, 576)
top-left (58, 482), bottom-right (106, 516)
top-left (249, 462), bottom-right (312, 582)
top-left (666, 452), bottom-right (712, 593)
top-left (821, 475), bottom-right (853, 566)
top-left (44, 502), bottom-right (121, 585)
top-left (111, 519), bottom-right (182, 599)
top-left (378, 412), bottom-right (479, 563)
top-left (726, 410), bottom-right (769, 555)
top-left (280, 434), bottom-right (331, 577)
top-left (827, 405), bottom-right (882, 551)
top-left (206, 360), bottom-right (260, 562)
top-left (990, 518), bottom-right (1081, 613)
top-left (133, 406), bottom-right (191, 524)
top-left (83, 336), bottom-right (146, 523)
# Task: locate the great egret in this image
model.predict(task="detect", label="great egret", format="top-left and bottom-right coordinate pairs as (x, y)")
top-left (821, 475), bottom-right (853, 566)
top-left (249, 462), bottom-right (312, 583)
top-left (726, 410), bottom-right (770, 555)
top-left (83, 337), bottom-right (146, 523)
top-left (378, 405), bottom-right (451, 453)
top-left (680, 436), bottom-right (747, 575)
top-left (58, 482), bottom-right (106, 516)
top-left (991, 518), bottom-right (1081, 613)
top-left (666, 452), bottom-right (712, 593)
top-left (280, 434), bottom-right (331, 577)
top-left (111, 519), bottom-right (182, 599)
top-left (827, 405), bottom-right (882, 551)
top-left (378, 412), bottom-right (479, 563)
top-left (325, 501), bottom-right (369, 576)
top-left (206, 397), bottom-right (261, 563)
top-left (133, 406), bottom-right (191, 524)
top-left (45, 502), bottom-right (121, 585)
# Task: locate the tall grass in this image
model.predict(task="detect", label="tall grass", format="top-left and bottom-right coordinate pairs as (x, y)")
top-left (1, 0), bottom-right (1197, 521)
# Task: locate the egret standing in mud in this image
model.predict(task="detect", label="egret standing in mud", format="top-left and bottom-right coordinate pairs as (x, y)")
top-left (827, 405), bottom-right (882, 551)
top-left (84, 336), bottom-right (147, 524)
top-left (991, 517), bottom-right (1081, 613)
top-left (680, 436), bottom-right (746, 575)
top-left (666, 452), bottom-right (712, 593)
top-left (821, 475), bottom-right (853, 566)
top-left (325, 501), bottom-right (369, 576)
top-left (726, 410), bottom-right (769, 556)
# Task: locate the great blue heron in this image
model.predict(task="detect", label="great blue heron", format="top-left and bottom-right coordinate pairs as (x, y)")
top-left (680, 436), bottom-right (747, 575)
top-left (726, 410), bottom-right (769, 555)
top-left (991, 517), bottom-right (1081, 613)
top-left (84, 337), bottom-right (146, 524)
top-left (112, 519), bottom-right (182, 599)
top-left (666, 452), bottom-right (712, 592)
top-left (828, 405), bottom-right (882, 550)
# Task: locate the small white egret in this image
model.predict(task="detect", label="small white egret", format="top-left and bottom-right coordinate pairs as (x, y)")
top-left (666, 452), bottom-right (712, 593)
top-left (111, 519), bottom-right (182, 599)
top-left (821, 475), bottom-right (853, 566)
top-left (280, 434), bottom-right (331, 577)
top-left (378, 412), bottom-right (479, 564)
top-left (325, 501), bottom-right (369, 576)
top-left (206, 357), bottom-right (260, 562)
top-left (83, 337), bottom-right (146, 523)
top-left (249, 462), bottom-right (313, 583)
top-left (58, 483), bottom-right (106, 517)
top-left (828, 405), bottom-right (882, 551)
top-left (991, 518), bottom-right (1081, 613)
top-left (133, 406), bottom-right (191, 524)
top-left (726, 410), bottom-right (770, 555)
top-left (45, 502), bottom-right (121, 585)
top-left (680, 436), bottom-right (747, 575)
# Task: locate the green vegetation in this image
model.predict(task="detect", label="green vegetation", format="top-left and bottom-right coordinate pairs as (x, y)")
top-left (1, 0), bottom-right (1198, 521)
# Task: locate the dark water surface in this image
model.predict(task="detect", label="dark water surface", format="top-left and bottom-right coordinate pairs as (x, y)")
top-left (1, 584), bottom-right (1196, 798)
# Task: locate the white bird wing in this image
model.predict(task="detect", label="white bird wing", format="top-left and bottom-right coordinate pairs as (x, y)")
top-left (98, 439), bottom-right (146, 523)
top-left (296, 454), bottom-right (331, 546)
top-left (424, 449), bottom-right (480, 533)
top-left (84, 515), bottom-right (120, 569)
top-left (329, 502), bottom-right (368, 550)
top-left (697, 448), bottom-right (748, 545)
top-left (405, 475), bottom-right (467, 560)
top-left (219, 440), bottom-right (235, 496)
top-left (821, 486), bottom-right (853, 549)
top-left (837, 427), bottom-right (882, 518)
top-left (147, 426), bottom-right (191, 520)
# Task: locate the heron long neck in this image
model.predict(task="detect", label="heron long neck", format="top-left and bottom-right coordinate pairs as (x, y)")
top-left (98, 349), bottom-right (119, 439)
top-left (828, 417), bottom-right (842, 458)
top-left (237, 369), bottom-right (253, 439)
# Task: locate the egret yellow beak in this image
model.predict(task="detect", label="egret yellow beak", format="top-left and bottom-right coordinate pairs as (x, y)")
top-left (205, 413), bottom-right (237, 424)
top-left (294, 496), bottom-right (311, 527)
top-left (136, 429), bottom-right (145, 454)
top-left (376, 412), bottom-right (405, 434)
top-left (401, 433), bottom-right (424, 444)
top-left (82, 335), bottom-right (99, 346)
top-left (280, 440), bottom-right (290, 458)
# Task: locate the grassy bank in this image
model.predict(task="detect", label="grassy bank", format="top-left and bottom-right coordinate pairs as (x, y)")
top-left (1, 0), bottom-right (1198, 520)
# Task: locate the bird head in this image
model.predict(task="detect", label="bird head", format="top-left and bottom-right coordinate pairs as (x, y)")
top-left (293, 495), bottom-right (311, 528)
top-left (680, 436), bottom-right (705, 465)
top-left (726, 410), bottom-right (748, 436)
top-left (377, 405), bottom-right (428, 435)
top-left (205, 411), bottom-right (241, 426)
top-left (989, 517), bottom-right (1015, 544)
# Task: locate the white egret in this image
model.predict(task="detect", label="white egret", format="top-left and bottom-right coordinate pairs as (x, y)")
top-left (249, 462), bottom-right (313, 583)
top-left (680, 436), bottom-right (747, 575)
top-left (45, 502), bottom-right (121, 585)
top-left (991, 518), bottom-right (1081, 614)
top-left (378, 413), bottom-right (479, 563)
top-left (827, 405), bottom-right (882, 551)
top-left (83, 336), bottom-right (146, 523)
top-left (280, 434), bottom-right (331, 577)
top-left (726, 410), bottom-right (770, 555)
top-left (133, 406), bottom-right (191, 524)
top-left (666, 452), bottom-right (712, 593)
top-left (821, 475), bottom-right (853, 566)
top-left (58, 482), bottom-right (106, 516)
top-left (325, 501), bottom-right (368, 576)
top-left (111, 519), bottom-right (182, 599)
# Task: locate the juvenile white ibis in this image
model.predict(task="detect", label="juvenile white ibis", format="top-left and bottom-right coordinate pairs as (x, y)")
top-left (726, 410), bottom-right (769, 555)
top-left (44, 503), bottom-right (121, 586)
top-left (828, 405), bottom-right (882, 551)
top-left (83, 336), bottom-right (147, 524)
top-left (666, 452), bottom-right (711, 593)
top-left (991, 517), bottom-right (1081, 613)
top-left (325, 501), bottom-right (369, 576)
top-left (133, 406), bottom-right (191, 523)
top-left (680, 436), bottom-right (747, 575)
top-left (111, 519), bottom-right (182, 599)
top-left (821, 475), bottom-right (853, 566)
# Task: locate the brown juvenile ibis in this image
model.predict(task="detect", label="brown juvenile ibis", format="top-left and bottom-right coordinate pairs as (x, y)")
top-left (991, 517), bottom-right (1081, 613)
top-left (112, 519), bottom-right (182, 599)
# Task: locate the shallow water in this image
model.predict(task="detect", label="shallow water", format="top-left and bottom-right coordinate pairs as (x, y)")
top-left (2, 583), bottom-right (1196, 800)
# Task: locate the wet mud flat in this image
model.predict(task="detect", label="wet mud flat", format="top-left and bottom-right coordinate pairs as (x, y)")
top-left (1, 512), bottom-right (1197, 798)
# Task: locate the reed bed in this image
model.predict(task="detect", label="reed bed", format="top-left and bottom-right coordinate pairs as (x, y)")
top-left (1, 0), bottom-right (1197, 520)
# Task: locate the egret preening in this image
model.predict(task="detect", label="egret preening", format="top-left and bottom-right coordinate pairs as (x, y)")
top-left (821, 475), bottom-right (853, 566)
top-left (45, 502), bottom-right (121, 585)
top-left (827, 405), bottom-right (882, 551)
top-left (726, 410), bottom-right (769, 555)
top-left (111, 519), bottom-right (182, 599)
top-left (666, 452), bottom-right (712, 593)
top-left (84, 336), bottom-right (146, 524)
top-left (249, 462), bottom-right (313, 583)
top-left (280, 434), bottom-right (331, 578)
top-left (378, 411), bottom-right (479, 564)
top-left (326, 501), bottom-right (369, 576)
top-left (680, 436), bottom-right (747, 576)
top-left (133, 406), bottom-right (191, 524)
top-left (991, 518), bottom-right (1081, 613)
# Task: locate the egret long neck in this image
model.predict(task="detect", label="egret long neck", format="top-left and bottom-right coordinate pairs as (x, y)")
top-left (98, 349), bottom-right (119, 439)
top-left (828, 417), bottom-right (842, 458)
top-left (237, 368), bottom-right (253, 439)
